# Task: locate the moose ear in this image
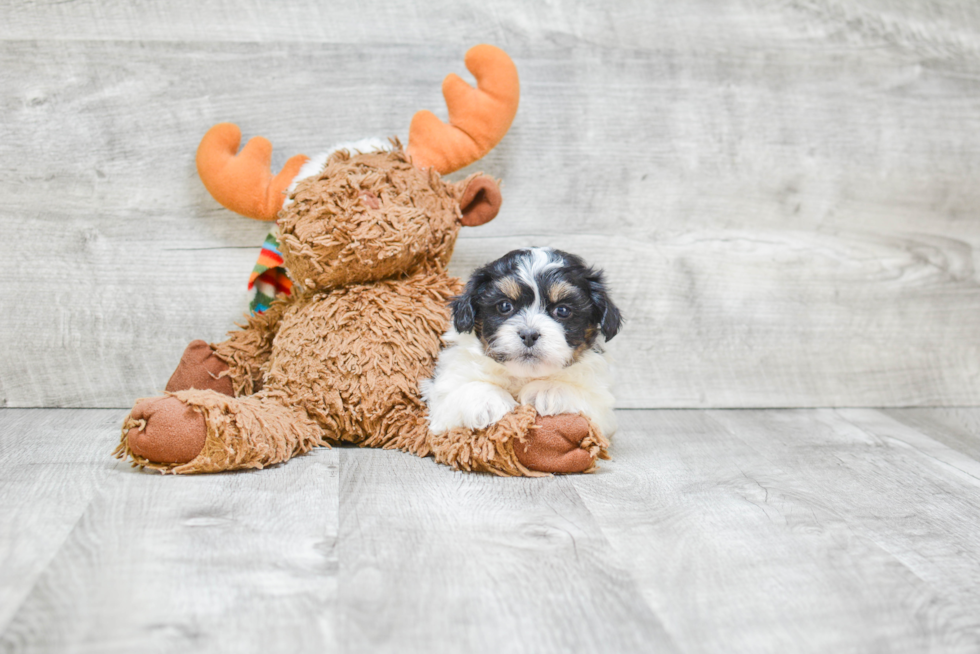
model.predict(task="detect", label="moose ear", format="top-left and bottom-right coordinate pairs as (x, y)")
top-left (458, 175), bottom-right (502, 227)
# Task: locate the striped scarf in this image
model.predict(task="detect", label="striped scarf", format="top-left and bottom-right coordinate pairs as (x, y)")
top-left (248, 230), bottom-right (292, 314)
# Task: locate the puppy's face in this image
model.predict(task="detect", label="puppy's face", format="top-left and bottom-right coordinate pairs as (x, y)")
top-left (451, 248), bottom-right (622, 377)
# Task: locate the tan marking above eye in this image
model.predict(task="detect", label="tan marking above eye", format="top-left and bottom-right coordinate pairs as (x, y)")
top-left (496, 276), bottom-right (521, 300)
top-left (548, 281), bottom-right (575, 303)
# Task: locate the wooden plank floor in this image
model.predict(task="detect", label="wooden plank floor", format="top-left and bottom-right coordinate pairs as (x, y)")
top-left (2, 408), bottom-right (979, 653)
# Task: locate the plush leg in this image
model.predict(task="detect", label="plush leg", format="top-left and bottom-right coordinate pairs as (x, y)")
top-left (425, 405), bottom-right (610, 476)
top-left (115, 388), bottom-right (325, 474)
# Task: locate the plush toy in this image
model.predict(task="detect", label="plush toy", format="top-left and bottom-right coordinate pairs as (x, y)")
top-left (115, 45), bottom-right (609, 476)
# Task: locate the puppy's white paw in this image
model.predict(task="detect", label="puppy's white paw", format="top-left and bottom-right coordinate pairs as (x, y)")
top-left (460, 386), bottom-right (518, 430)
top-left (519, 381), bottom-right (579, 417)
top-left (427, 382), bottom-right (517, 433)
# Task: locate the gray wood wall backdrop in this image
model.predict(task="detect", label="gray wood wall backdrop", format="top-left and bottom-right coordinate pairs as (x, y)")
top-left (2, 0), bottom-right (979, 409)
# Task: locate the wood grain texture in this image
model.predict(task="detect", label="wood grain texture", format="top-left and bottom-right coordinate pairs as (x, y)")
top-left (884, 407), bottom-right (980, 462)
top-left (2, 3), bottom-right (980, 407)
top-left (0, 409), bottom-right (122, 632)
top-left (571, 409), bottom-right (980, 653)
top-left (3, 0), bottom-right (980, 55)
top-left (336, 447), bottom-right (675, 654)
top-left (4, 407), bottom-right (980, 652)
top-left (0, 412), bottom-right (340, 652)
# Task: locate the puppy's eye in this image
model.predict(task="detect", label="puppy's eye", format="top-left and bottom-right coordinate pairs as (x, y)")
top-left (497, 300), bottom-right (514, 315)
top-left (553, 305), bottom-right (572, 319)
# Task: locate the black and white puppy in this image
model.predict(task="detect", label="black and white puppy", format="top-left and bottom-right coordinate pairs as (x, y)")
top-left (422, 247), bottom-right (622, 437)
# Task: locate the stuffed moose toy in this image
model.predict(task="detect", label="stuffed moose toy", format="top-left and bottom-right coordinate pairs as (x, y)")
top-left (115, 45), bottom-right (609, 476)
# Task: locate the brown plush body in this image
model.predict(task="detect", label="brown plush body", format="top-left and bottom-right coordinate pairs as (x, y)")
top-left (117, 148), bottom-right (609, 475)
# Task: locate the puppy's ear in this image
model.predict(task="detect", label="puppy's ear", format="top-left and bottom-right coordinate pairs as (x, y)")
top-left (451, 268), bottom-right (491, 334)
top-left (587, 269), bottom-right (622, 341)
top-left (450, 293), bottom-right (476, 333)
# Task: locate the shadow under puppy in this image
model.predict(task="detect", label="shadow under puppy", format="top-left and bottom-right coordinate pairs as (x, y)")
top-left (423, 247), bottom-right (622, 449)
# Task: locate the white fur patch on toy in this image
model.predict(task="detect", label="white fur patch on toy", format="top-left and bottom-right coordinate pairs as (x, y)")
top-left (286, 137), bottom-right (392, 196)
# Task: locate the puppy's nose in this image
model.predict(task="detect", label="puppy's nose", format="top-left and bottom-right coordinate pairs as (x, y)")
top-left (519, 329), bottom-right (540, 347)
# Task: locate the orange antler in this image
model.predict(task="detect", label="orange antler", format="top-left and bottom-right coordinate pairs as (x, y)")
top-left (407, 44), bottom-right (520, 175)
top-left (196, 123), bottom-right (309, 221)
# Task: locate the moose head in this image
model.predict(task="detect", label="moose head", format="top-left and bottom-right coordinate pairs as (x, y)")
top-left (193, 44), bottom-right (519, 290)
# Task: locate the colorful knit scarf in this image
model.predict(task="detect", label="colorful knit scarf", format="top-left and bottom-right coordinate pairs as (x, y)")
top-left (248, 230), bottom-right (292, 314)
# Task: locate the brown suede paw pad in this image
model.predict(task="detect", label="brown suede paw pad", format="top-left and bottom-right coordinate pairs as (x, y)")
top-left (125, 396), bottom-right (207, 465)
top-left (165, 339), bottom-right (235, 396)
top-left (514, 413), bottom-right (598, 474)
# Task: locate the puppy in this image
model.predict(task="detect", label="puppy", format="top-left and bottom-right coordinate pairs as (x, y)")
top-left (422, 247), bottom-right (622, 437)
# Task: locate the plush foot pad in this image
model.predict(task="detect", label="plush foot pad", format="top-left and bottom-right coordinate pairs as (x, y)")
top-left (165, 339), bottom-right (234, 395)
top-left (514, 414), bottom-right (596, 474)
top-left (126, 396), bottom-right (207, 464)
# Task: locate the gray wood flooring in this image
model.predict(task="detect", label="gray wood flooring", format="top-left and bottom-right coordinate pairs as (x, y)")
top-left (2, 407), bottom-right (979, 653)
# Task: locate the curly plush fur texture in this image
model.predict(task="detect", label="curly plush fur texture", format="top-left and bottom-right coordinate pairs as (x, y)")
top-left (116, 145), bottom-right (607, 475)
top-left (115, 146), bottom-right (609, 475)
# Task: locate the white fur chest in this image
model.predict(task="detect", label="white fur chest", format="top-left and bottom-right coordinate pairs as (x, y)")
top-left (421, 329), bottom-right (618, 437)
